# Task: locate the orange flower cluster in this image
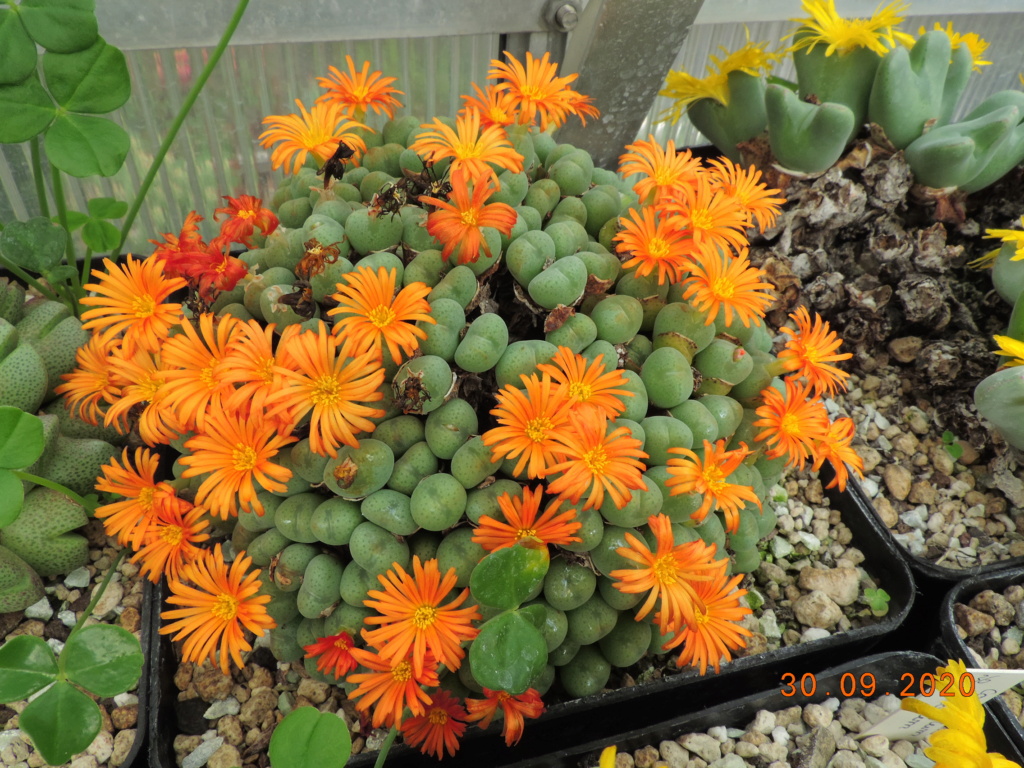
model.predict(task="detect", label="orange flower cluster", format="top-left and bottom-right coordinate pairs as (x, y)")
top-left (482, 347), bottom-right (648, 510)
top-left (611, 514), bottom-right (753, 674)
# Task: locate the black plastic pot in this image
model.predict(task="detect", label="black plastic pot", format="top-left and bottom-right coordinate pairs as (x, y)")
top-left (148, 472), bottom-right (914, 768)
top-left (940, 565), bottom-right (1024, 758)
top-left (117, 578), bottom-right (154, 768)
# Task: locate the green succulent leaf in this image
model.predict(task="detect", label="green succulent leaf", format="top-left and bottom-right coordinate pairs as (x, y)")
top-left (18, 0), bottom-right (98, 54)
top-left (0, 217), bottom-right (67, 273)
top-left (87, 197), bottom-right (128, 220)
top-left (45, 113), bottom-right (129, 177)
top-left (81, 218), bottom-right (120, 252)
top-left (0, 406), bottom-right (45, 469)
top-left (60, 624), bottom-right (143, 697)
top-left (0, 72), bottom-right (55, 143)
top-left (19, 681), bottom-right (101, 765)
top-left (269, 706), bottom-right (352, 768)
top-left (0, 469), bottom-right (25, 528)
top-left (0, 635), bottom-right (58, 703)
top-left (469, 541), bottom-right (550, 611)
top-left (468, 610), bottom-right (548, 694)
top-left (43, 37), bottom-right (130, 114)
top-left (0, 10), bottom-right (37, 85)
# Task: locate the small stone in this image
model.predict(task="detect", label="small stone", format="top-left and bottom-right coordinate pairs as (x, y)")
top-left (90, 579), bottom-right (123, 619)
top-left (296, 678), bottom-right (329, 705)
top-left (109, 729), bottom-right (136, 767)
top-left (660, 740), bottom-right (689, 768)
top-left (194, 662), bottom-right (235, 701)
top-left (751, 710), bottom-right (777, 734)
top-left (861, 736), bottom-right (889, 757)
top-left (114, 693), bottom-right (139, 708)
top-left (882, 465), bottom-right (912, 501)
top-left (707, 726), bottom-right (728, 742)
top-left (970, 590), bottom-right (1015, 626)
top-left (111, 705), bottom-right (137, 729)
top-left (793, 591), bottom-right (843, 629)
top-left (679, 733), bottom-right (722, 762)
top-left (207, 743), bottom-right (242, 768)
top-left (873, 497), bottom-right (898, 528)
top-left (634, 745), bottom-right (660, 768)
top-left (801, 627), bottom-right (832, 643)
top-left (907, 482), bottom-right (935, 506)
top-left (69, 757), bottom-right (99, 768)
top-left (58, 609), bottom-right (77, 628)
top-left (204, 698), bottom-right (241, 719)
top-left (217, 715), bottom-right (244, 747)
top-left (86, 731), bottom-right (113, 763)
top-left (249, 665), bottom-right (274, 689)
top-left (773, 537), bottom-right (795, 559)
top-left (708, 756), bottom-right (746, 768)
top-left (23, 598), bottom-right (53, 622)
top-left (119, 606), bottom-right (141, 634)
top-left (64, 567), bottom-right (91, 589)
top-left (888, 337), bottom-right (922, 363)
top-left (828, 753), bottom-right (866, 768)
top-left (239, 687), bottom-right (277, 728)
top-left (182, 737), bottom-right (224, 768)
top-left (797, 567), bottom-right (861, 606)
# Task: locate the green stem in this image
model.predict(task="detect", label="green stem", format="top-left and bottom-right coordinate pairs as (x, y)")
top-left (0, 255), bottom-right (61, 302)
top-left (113, 0), bottom-right (251, 256)
top-left (50, 166), bottom-right (77, 265)
top-left (81, 247), bottom-right (94, 291)
top-left (30, 137), bottom-right (50, 219)
top-left (372, 727), bottom-right (398, 768)
top-left (13, 471), bottom-right (96, 511)
top-left (66, 549), bottom-right (127, 643)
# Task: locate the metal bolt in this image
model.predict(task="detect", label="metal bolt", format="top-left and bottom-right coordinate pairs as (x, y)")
top-left (553, 3), bottom-right (579, 32)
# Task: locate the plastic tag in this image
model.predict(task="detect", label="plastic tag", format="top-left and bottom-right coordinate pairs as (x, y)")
top-left (860, 668), bottom-right (1024, 741)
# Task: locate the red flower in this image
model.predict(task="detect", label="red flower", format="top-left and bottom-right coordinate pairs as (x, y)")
top-left (213, 195), bottom-right (279, 248)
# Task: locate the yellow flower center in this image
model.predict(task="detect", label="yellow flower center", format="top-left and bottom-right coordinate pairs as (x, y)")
top-left (710, 275), bottom-right (736, 300)
top-left (496, 691), bottom-right (513, 703)
top-left (391, 660), bottom-right (413, 683)
top-left (567, 381), bottom-right (593, 402)
top-left (211, 593), bottom-right (239, 621)
top-left (652, 554), bottom-right (680, 585)
top-left (199, 363), bottom-right (217, 388)
top-left (525, 416), bottom-right (552, 443)
top-left (646, 236), bottom-right (671, 259)
top-left (460, 209), bottom-right (479, 227)
top-left (694, 608), bottom-right (710, 626)
top-left (239, 208), bottom-right (256, 220)
top-left (159, 525), bottom-right (184, 545)
top-left (139, 374), bottom-right (162, 401)
top-left (690, 208), bottom-right (714, 232)
top-left (256, 357), bottom-right (276, 383)
top-left (701, 463), bottom-right (727, 494)
top-left (131, 294), bottom-right (157, 318)
top-left (366, 304), bottom-right (397, 329)
top-left (516, 527), bottom-right (538, 540)
top-left (232, 444), bottom-right (259, 472)
top-left (137, 486), bottom-right (156, 512)
top-left (412, 604), bottom-right (438, 629)
top-left (311, 374), bottom-right (342, 406)
top-left (779, 412), bottom-right (802, 437)
top-left (334, 635), bottom-right (351, 650)
top-left (581, 446), bottom-right (608, 475)
top-left (428, 708), bottom-right (449, 726)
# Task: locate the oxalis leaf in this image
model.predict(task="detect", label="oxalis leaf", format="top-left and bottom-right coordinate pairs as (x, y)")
top-left (19, 681), bottom-right (101, 765)
top-left (0, 73), bottom-right (56, 144)
top-left (0, 217), bottom-right (66, 274)
top-left (60, 624), bottom-right (143, 697)
top-left (0, 406), bottom-right (45, 469)
top-left (81, 218), bottom-right (120, 252)
top-left (18, 0), bottom-right (98, 54)
top-left (43, 37), bottom-right (130, 114)
top-left (0, 635), bottom-right (58, 703)
top-left (469, 540), bottom-right (550, 610)
top-left (45, 113), bottom-right (129, 178)
top-left (87, 197), bottom-right (128, 220)
top-left (0, 469), bottom-right (25, 528)
top-left (468, 610), bottom-right (548, 694)
top-left (269, 706), bottom-right (351, 768)
top-left (0, 10), bottom-right (37, 85)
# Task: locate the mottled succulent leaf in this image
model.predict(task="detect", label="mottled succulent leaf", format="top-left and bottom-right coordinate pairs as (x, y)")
top-left (0, 635), bottom-right (58, 703)
top-left (0, 406), bottom-right (45, 469)
top-left (269, 706), bottom-right (352, 768)
top-left (0, 217), bottom-right (67, 273)
top-left (60, 624), bottom-right (143, 697)
top-left (469, 610), bottom-right (548, 695)
top-left (19, 681), bottom-right (101, 765)
top-left (469, 541), bottom-right (549, 610)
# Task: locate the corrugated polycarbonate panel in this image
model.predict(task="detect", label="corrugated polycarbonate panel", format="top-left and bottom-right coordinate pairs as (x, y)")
top-left (0, 35), bottom-right (497, 255)
top-left (638, 12), bottom-right (1024, 151)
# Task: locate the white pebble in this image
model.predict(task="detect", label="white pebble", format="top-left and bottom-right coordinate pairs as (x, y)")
top-left (58, 609), bottom-right (77, 628)
top-left (771, 726), bottom-right (790, 744)
top-left (860, 478), bottom-right (879, 497)
top-left (793, 531), bottom-right (822, 551)
top-left (45, 638), bottom-right (64, 656)
top-left (182, 738), bottom-right (224, 768)
top-left (707, 726), bottom-right (729, 742)
top-left (64, 567), bottom-right (91, 589)
top-left (23, 597), bottom-right (53, 621)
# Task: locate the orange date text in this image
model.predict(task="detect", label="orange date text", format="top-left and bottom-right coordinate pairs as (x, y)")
top-left (780, 671), bottom-right (976, 698)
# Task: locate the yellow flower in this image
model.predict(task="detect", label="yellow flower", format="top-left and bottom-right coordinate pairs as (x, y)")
top-left (659, 40), bottom-right (775, 122)
top-left (788, 0), bottom-right (914, 57)
top-left (993, 335), bottom-right (1024, 368)
top-left (919, 23), bottom-right (991, 71)
top-left (985, 217), bottom-right (1024, 260)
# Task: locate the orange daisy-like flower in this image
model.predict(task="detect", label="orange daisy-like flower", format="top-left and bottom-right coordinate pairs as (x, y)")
top-left (753, 379), bottom-right (831, 470)
top-left (160, 545), bottom-right (275, 674)
top-left (489, 50), bottom-right (598, 130)
top-left (179, 409), bottom-right (296, 518)
top-left (460, 82), bottom-right (518, 128)
top-left (464, 687), bottom-right (545, 747)
top-left (303, 630), bottom-right (358, 679)
top-left (472, 484), bottom-right (581, 552)
top-left (613, 206), bottom-right (694, 286)
top-left (543, 411), bottom-right (648, 512)
top-left (347, 647), bottom-right (440, 729)
top-left (55, 334), bottom-right (122, 426)
top-left (538, 346), bottom-right (633, 420)
top-left (706, 158), bottom-right (785, 233)
top-left (681, 249), bottom-right (774, 328)
top-left (267, 321), bottom-right (385, 457)
top-left (213, 195), bottom-right (279, 248)
top-left (220, 321), bottom-right (301, 427)
top-left (103, 348), bottom-right (184, 446)
top-left (95, 447), bottom-right (191, 549)
top-left (663, 173), bottom-right (750, 261)
top-left (481, 373), bottom-right (574, 479)
top-left (419, 170), bottom-right (518, 265)
top-left (80, 255), bottom-right (186, 357)
top-left (401, 689), bottom-right (468, 760)
top-left (778, 306), bottom-right (852, 396)
top-left (611, 513), bottom-right (721, 632)
top-left (315, 55), bottom-right (404, 120)
top-left (618, 136), bottom-right (702, 204)
top-left (259, 98), bottom-right (368, 176)
top-left (661, 570), bottom-right (752, 674)
top-left (410, 109), bottom-right (523, 184)
top-left (361, 556), bottom-right (480, 676)
top-left (160, 313), bottom-right (241, 432)
top-left (811, 416), bottom-right (865, 492)
top-left (327, 266), bottom-right (435, 365)
top-left (665, 440), bottom-right (761, 534)
top-left (131, 502), bottom-right (210, 583)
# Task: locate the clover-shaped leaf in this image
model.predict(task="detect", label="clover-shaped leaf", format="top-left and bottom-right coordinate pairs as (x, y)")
top-left (0, 635), bottom-right (58, 703)
top-left (18, 0), bottom-right (98, 54)
top-left (81, 219), bottom-right (120, 252)
top-left (60, 624), bottom-right (144, 697)
top-left (470, 540), bottom-right (550, 611)
top-left (0, 469), bottom-right (25, 528)
top-left (45, 113), bottom-right (129, 177)
top-left (0, 9), bottom-right (36, 85)
top-left (0, 72), bottom-right (56, 144)
top-left (0, 406), bottom-right (45, 469)
top-left (19, 681), bottom-right (101, 766)
top-left (43, 37), bottom-right (130, 115)
top-left (469, 610), bottom-right (548, 695)
top-left (87, 197), bottom-right (128, 220)
top-left (269, 706), bottom-right (352, 768)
